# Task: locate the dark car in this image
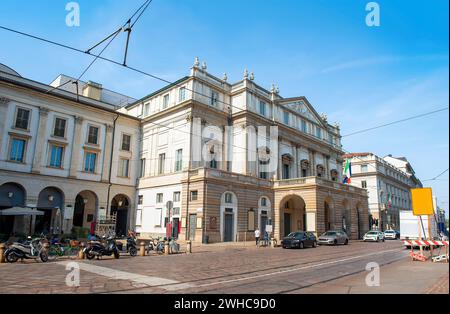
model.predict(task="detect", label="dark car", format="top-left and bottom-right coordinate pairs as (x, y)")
top-left (282, 231), bottom-right (317, 249)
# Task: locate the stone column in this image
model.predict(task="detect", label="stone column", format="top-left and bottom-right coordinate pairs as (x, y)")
top-left (325, 155), bottom-right (330, 180)
top-left (31, 107), bottom-right (49, 174)
top-left (296, 146), bottom-right (302, 177)
top-left (292, 145), bottom-right (298, 179)
top-left (0, 97), bottom-right (9, 154)
top-left (69, 116), bottom-right (84, 178)
top-left (101, 124), bottom-right (114, 183)
top-left (309, 149), bottom-right (316, 177)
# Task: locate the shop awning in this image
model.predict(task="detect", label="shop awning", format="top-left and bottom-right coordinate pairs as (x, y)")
top-left (0, 207), bottom-right (45, 216)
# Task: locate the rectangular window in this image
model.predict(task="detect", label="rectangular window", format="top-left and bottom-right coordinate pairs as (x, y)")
top-left (163, 94), bottom-right (170, 109)
top-left (175, 149), bottom-right (183, 172)
top-left (140, 158), bottom-right (146, 178)
top-left (87, 126), bottom-right (99, 145)
top-left (225, 193), bottom-right (233, 204)
top-left (316, 127), bottom-right (322, 139)
top-left (53, 118), bottom-right (67, 138)
top-left (84, 152), bottom-right (97, 173)
top-left (118, 158), bottom-right (130, 177)
top-left (283, 111), bottom-right (290, 125)
top-left (138, 195), bottom-right (144, 205)
top-left (301, 120), bottom-right (307, 133)
top-left (361, 165), bottom-right (368, 173)
top-left (158, 153), bottom-right (166, 174)
top-left (156, 193), bottom-right (164, 204)
top-left (9, 138), bottom-right (26, 162)
top-left (15, 108), bottom-right (30, 130)
top-left (121, 134), bottom-right (131, 151)
top-left (259, 101), bottom-right (266, 116)
top-left (190, 190), bottom-right (198, 201)
top-left (173, 191), bottom-right (181, 202)
top-left (49, 145), bottom-right (64, 168)
top-left (361, 181), bottom-right (368, 189)
top-left (211, 91), bottom-right (219, 107)
top-left (144, 103), bottom-right (150, 116)
top-left (179, 87), bottom-right (186, 102)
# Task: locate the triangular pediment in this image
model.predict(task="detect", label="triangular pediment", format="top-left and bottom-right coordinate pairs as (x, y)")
top-left (276, 97), bottom-right (325, 126)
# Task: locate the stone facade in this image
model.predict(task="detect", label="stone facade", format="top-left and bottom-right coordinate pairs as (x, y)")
top-left (125, 59), bottom-right (369, 243)
top-left (342, 153), bottom-right (422, 231)
top-left (0, 67), bottom-right (140, 238)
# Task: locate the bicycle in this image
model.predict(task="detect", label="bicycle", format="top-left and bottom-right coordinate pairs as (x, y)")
top-left (48, 240), bottom-right (80, 260)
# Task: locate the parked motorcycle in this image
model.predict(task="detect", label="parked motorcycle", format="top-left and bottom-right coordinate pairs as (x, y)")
top-left (4, 237), bottom-right (49, 263)
top-left (147, 237), bottom-right (165, 255)
top-left (116, 235), bottom-right (138, 257)
top-left (84, 236), bottom-right (120, 260)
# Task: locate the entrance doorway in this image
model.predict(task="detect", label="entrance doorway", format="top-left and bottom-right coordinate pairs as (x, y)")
top-left (189, 214), bottom-right (197, 241)
top-left (224, 209), bottom-right (234, 242)
top-left (111, 195), bottom-right (130, 237)
top-left (284, 213), bottom-right (291, 236)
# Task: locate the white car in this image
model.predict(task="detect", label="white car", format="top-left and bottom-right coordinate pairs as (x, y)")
top-left (363, 231), bottom-right (385, 242)
top-left (384, 230), bottom-right (397, 240)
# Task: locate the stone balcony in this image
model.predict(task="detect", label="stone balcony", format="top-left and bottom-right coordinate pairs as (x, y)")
top-left (274, 176), bottom-right (367, 196)
top-left (183, 168), bottom-right (367, 197)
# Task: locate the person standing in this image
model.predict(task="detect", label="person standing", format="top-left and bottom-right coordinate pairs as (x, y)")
top-left (255, 228), bottom-right (261, 246)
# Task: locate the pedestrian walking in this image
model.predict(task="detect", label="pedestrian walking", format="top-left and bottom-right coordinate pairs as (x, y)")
top-left (255, 229), bottom-right (261, 246)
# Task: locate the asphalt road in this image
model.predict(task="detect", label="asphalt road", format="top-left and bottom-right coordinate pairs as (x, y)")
top-left (0, 240), bottom-right (447, 294)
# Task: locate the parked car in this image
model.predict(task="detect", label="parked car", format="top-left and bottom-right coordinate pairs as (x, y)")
top-left (384, 230), bottom-right (398, 240)
top-left (363, 231), bottom-right (385, 242)
top-left (282, 231), bottom-right (317, 249)
top-left (317, 230), bottom-right (349, 246)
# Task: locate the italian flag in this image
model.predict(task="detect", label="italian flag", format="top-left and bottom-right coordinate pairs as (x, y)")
top-left (342, 159), bottom-right (352, 184)
top-left (387, 193), bottom-right (392, 207)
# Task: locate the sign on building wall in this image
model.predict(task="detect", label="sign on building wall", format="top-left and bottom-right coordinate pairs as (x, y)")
top-left (64, 206), bottom-right (74, 220)
top-left (411, 188), bottom-right (434, 216)
top-left (209, 216), bottom-right (217, 230)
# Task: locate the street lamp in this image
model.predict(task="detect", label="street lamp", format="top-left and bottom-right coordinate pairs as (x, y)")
top-left (48, 195), bottom-right (54, 202)
top-left (7, 192), bottom-right (13, 198)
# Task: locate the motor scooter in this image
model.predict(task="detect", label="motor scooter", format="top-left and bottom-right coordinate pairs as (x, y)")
top-left (4, 237), bottom-right (49, 263)
top-left (84, 236), bottom-right (120, 259)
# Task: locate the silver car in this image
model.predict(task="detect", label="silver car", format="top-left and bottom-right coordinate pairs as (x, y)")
top-left (318, 230), bottom-right (349, 246)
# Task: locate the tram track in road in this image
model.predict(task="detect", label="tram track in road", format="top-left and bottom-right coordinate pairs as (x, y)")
top-left (100, 245), bottom-right (407, 294)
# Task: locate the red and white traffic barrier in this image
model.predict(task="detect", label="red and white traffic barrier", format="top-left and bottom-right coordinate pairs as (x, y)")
top-left (403, 240), bottom-right (449, 247)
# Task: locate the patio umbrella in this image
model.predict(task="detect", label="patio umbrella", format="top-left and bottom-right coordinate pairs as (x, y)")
top-left (0, 207), bottom-right (44, 216)
top-left (0, 207), bottom-right (44, 235)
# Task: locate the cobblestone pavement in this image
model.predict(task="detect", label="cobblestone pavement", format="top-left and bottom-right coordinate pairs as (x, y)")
top-left (0, 241), bottom-right (447, 294)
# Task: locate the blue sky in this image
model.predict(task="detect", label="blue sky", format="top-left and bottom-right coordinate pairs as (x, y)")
top-left (1, 0), bottom-right (449, 214)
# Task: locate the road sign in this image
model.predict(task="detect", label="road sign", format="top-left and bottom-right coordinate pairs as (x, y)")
top-left (411, 188), bottom-right (434, 216)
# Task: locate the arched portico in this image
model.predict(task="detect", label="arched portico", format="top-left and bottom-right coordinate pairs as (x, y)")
top-left (36, 187), bottom-right (64, 235)
top-left (0, 183), bottom-right (26, 236)
top-left (73, 190), bottom-right (98, 232)
top-left (279, 195), bottom-right (306, 237)
top-left (111, 194), bottom-right (131, 237)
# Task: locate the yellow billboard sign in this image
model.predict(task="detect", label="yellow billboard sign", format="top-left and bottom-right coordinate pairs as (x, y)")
top-left (411, 188), bottom-right (434, 216)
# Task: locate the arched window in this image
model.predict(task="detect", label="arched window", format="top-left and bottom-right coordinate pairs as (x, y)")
top-left (224, 192), bottom-right (233, 204)
top-left (282, 154), bottom-right (293, 180)
top-left (258, 147), bottom-right (271, 179)
top-left (316, 165), bottom-right (325, 177)
top-left (330, 169), bottom-right (338, 182)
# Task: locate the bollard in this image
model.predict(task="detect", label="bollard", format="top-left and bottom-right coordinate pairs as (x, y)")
top-left (0, 243), bottom-right (5, 263)
top-left (271, 238), bottom-right (277, 248)
top-left (140, 242), bottom-right (146, 257)
top-left (186, 240), bottom-right (192, 254)
top-left (78, 242), bottom-right (86, 260)
top-left (42, 242), bottom-right (49, 254)
top-left (164, 241), bottom-right (170, 255)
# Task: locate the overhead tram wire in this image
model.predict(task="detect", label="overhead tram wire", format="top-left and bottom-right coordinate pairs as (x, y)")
top-left (3, 23), bottom-right (449, 131)
top-left (422, 168), bottom-right (449, 182)
top-left (46, 0), bottom-right (153, 95)
top-left (1, 25), bottom-right (448, 170)
top-left (342, 107), bottom-right (449, 138)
